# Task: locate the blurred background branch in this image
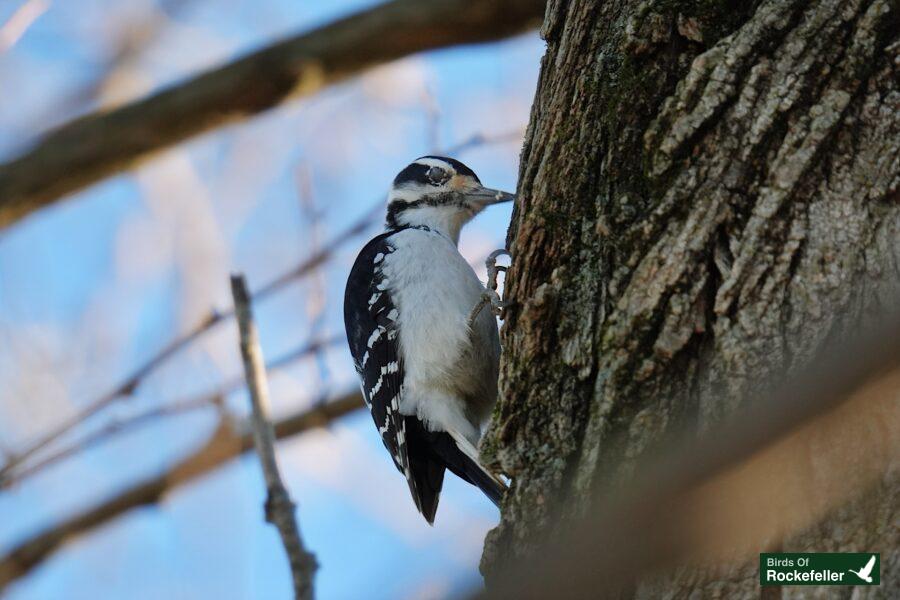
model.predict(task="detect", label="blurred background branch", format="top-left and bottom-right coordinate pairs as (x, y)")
top-left (31, 0), bottom-right (198, 126)
top-left (0, 0), bottom-right (49, 53)
top-left (0, 0), bottom-right (543, 227)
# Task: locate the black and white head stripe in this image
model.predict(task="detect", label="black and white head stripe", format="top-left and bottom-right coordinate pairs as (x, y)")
top-left (392, 156), bottom-right (481, 188)
top-left (385, 157), bottom-right (485, 231)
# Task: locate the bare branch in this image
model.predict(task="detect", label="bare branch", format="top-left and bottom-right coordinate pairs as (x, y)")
top-left (231, 274), bottom-right (317, 599)
top-left (4, 395), bottom-right (222, 488)
top-left (0, 0), bottom-right (543, 227)
top-left (442, 128), bottom-right (526, 156)
top-left (0, 391), bottom-right (363, 591)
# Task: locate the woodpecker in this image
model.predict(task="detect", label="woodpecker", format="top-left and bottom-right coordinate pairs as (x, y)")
top-left (343, 156), bottom-right (512, 523)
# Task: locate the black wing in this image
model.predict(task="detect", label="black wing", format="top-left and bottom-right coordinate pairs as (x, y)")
top-left (343, 231), bottom-right (444, 522)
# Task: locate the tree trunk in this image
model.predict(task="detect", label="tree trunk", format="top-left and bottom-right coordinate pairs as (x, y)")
top-left (482, 0), bottom-right (900, 596)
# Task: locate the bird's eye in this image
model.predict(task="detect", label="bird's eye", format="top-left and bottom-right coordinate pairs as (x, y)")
top-left (426, 166), bottom-right (448, 185)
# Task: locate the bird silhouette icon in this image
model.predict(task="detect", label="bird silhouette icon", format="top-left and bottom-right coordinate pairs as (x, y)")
top-left (848, 555), bottom-right (876, 583)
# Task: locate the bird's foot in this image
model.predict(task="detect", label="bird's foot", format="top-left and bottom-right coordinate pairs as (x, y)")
top-left (485, 249), bottom-right (510, 294)
top-left (485, 249), bottom-right (510, 316)
top-left (466, 249), bottom-right (511, 328)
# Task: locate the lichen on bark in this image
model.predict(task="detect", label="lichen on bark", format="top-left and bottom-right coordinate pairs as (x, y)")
top-left (481, 0), bottom-right (900, 596)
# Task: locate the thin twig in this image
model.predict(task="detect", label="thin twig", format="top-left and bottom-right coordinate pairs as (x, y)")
top-left (3, 395), bottom-right (222, 488)
top-left (231, 274), bottom-right (317, 600)
top-left (297, 164), bottom-right (332, 400)
top-left (443, 128), bottom-right (525, 156)
top-left (422, 86), bottom-right (442, 151)
top-left (252, 201), bottom-right (383, 300)
top-left (0, 310), bottom-right (219, 481)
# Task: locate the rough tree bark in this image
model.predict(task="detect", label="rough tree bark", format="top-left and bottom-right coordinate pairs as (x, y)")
top-left (481, 0), bottom-right (899, 597)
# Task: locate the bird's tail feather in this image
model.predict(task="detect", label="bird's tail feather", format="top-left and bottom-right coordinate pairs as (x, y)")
top-left (446, 429), bottom-right (506, 507)
top-left (406, 452), bottom-right (445, 525)
top-left (405, 418), bottom-right (507, 521)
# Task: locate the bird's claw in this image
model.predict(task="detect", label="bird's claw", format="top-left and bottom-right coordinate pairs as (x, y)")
top-left (485, 249), bottom-right (511, 293)
top-left (485, 249), bottom-right (510, 315)
top-left (467, 249), bottom-right (511, 329)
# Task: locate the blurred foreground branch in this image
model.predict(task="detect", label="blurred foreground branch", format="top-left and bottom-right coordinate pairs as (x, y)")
top-left (479, 315), bottom-right (900, 598)
top-left (0, 0), bottom-right (543, 227)
top-left (0, 392), bottom-right (363, 591)
top-left (231, 274), bottom-right (317, 599)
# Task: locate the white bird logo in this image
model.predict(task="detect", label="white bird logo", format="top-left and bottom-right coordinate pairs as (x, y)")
top-left (848, 555), bottom-right (876, 583)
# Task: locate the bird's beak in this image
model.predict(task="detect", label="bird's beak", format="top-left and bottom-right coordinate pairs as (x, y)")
top-left (464, 186), bottom-right (516, 209)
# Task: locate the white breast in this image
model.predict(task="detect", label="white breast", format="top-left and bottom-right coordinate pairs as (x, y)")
top-left (380, 228), bottom-right (500, 442)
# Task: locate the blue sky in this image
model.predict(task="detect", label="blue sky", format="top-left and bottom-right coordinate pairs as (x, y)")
top-left (0, 1), bottom-right (542, 598)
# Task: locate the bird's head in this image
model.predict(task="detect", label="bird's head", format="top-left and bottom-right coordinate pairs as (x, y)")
top-left (385, 156), bottom-right (514, 244)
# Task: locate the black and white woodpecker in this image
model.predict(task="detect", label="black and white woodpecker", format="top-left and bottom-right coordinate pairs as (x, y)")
top-left (343, 156), bottom-right (512, 524)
